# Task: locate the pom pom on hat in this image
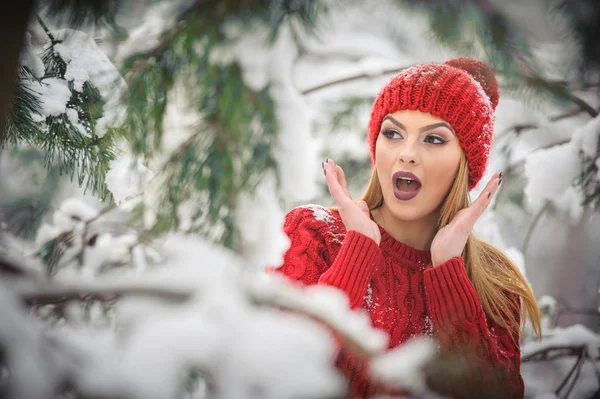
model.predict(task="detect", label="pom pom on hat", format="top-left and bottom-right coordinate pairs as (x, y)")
top-left (444, 57), bottom-right (499, 110)
top-left (367, 57), bottom-right (498, 190)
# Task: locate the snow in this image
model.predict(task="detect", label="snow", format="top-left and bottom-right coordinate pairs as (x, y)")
top-left (553, 186), bottom-right (585, 225)
top-left (524, 139), bottom-right (580, 212)
top-left (523, 114), bottom-right (599, 215)
top-left (268, 26), bottom-right (320, 202)
top-left (236, 172), bottom-right (290, 270)
top-left (21, 31), bottom-right (45, 78)
top-left (27, 77), bottom-right (71, 119)
top-left (6, 0), bottom-right (600, 397)
top-left (525, 324), bottom-right (600, 359)
top-left (66, 107), bottom-right (89, 137)
top-left (370, 337), bottom-right (436, 394)
top-left (522, 324), bottom-right (600, 398)
top-left (572, 114), bottom-right (600, 158)
top-left (300, 204), bottom-right (336, 224)
top-left (53, 29), bottom-right (126, 138)
top-left (247, 273), bottom-right (388, 355)
top-left (105, 154), bottom-right (154, 206)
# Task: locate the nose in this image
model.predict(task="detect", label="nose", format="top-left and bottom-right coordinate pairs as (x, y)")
top-left (398, 141), bottom-right (418, 165)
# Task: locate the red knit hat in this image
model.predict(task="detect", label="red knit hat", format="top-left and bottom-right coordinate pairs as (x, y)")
top-left (367, 57), bottom-right (499, 190)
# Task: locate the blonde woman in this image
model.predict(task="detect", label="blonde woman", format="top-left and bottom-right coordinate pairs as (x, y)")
top-left (274, 57), bottom-right (540, 398)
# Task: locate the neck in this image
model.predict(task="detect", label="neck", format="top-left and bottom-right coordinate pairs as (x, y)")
top-left (372, 204), bottom-right (439, 251)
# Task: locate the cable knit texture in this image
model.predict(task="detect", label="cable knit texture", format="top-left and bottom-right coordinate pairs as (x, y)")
top-left (274, 205), bottom-right (523, 398)
top-left (367, 57), bottom-right (498, 190)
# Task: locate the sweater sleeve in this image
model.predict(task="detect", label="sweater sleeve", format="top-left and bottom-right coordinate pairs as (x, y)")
top-left (272, 206), bottom-right (382, 309)
top-left (423, 257), bottom-right (524, 399)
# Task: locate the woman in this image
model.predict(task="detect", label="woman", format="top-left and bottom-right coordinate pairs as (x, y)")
top-left (274, 57), bottom-right (541, 398)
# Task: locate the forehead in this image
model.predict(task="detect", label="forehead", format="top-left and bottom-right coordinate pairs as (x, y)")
top-left (384, 109), bottom-right (450, 127)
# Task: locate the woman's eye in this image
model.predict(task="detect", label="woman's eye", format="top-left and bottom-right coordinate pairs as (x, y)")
top-left (382, 129), bottom-right (402, 139)
top-left (424, 135), bottom-right (446, 144)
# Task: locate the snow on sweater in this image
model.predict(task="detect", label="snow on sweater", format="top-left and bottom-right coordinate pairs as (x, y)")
top-left (274, 205), bottom-right (523, 398)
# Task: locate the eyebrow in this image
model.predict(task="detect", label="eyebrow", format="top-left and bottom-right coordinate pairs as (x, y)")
top-left (382, 116), bottom-right (455, 135)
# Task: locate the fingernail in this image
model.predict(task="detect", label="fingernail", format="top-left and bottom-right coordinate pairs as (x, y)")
top-left (324, 167), bottom-right (327, 176)
top-left (487, 192), bottom-right (491, 199)
top-left (326, 158), bottom-right (329, 164)
top-left (498, 179), bottom-right (502, 186)
top-left (499, 172), bottom-right (503, 180)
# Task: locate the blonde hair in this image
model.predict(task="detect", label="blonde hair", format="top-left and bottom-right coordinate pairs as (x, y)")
top-left (360, 155), bottom-right (542, 341)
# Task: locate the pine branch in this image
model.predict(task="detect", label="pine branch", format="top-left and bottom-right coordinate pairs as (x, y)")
top-left (123, 19), bottom-right (187, 85)
top-left (38, 0), bottom-right (123, 32)
top-left (19, 282), bottom-right (192, 306)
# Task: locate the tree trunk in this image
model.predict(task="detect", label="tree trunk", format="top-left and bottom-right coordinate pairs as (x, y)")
top-left (0, 1), bottom-right (36, 144)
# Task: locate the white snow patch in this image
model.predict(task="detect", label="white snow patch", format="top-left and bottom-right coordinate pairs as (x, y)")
top-left (106, 154), bottom-right (154, 206)
top-left (236, 172), bottom-right (289, 270)
top-left (27, 78), bottom-right (71, 118)
top-left (524, 140), bottom-right (580, 212)
top-left (300, 204), bottom-right (335, 224)
top-left (54, 29), bottom-right (126, 137)
top-left (370, 337), bottom-right (436, 394)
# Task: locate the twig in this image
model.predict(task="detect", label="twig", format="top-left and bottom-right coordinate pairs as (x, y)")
top-left (522, 345), bottom-right (586, 362)
top-left (563, 350), bottom-right (585, 399)
top-left (555, 346), bottom-right (586, 398)
top-left (498, 107), bottom-right (589, 137)
top-left (522, 199), bottom-right (552, 255)
top-left (19, 282), bottom-right (192, 306)
top-left (36, 15), bottom-right (57, 44)
top-left (0, 253), bottom-right (39, 278)
top-left (301, 65), bottom-right (410, 95)
top-left (76, 202), bottom-right (119, 266)
top-left (567, 93), bottom-right (599, 118)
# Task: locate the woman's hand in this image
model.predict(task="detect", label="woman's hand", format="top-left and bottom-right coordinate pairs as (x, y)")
top-left (323, 159), bottom-right (381, 245)
top-left (430, 172), bottom-right (502, 266)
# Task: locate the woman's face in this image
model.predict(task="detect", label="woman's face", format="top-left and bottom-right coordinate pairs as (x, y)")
top-left (375, 109), bottom-right (463, 222)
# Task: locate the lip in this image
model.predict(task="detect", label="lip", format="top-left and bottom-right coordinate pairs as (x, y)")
top-left (392, 171), bottom-right (422, 201)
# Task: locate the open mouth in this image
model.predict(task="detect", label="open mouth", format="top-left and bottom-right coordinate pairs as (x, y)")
top-left (392, 171), bottom-right (422, 201)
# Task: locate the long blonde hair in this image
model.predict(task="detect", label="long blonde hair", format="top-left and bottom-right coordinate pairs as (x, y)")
top-left (360, 156), bottom-right (541, 341)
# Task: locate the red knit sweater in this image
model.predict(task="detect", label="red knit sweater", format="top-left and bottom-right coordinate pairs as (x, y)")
top-left (274, 205), bottom-right (523, 398)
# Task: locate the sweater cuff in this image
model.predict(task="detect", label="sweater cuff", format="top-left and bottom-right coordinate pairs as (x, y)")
top-left (423, 256), bottom-right (482, 325)
top-left (319, 230), bottom-right (382, 309)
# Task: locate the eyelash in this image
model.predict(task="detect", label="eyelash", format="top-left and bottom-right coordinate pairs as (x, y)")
top-left (381, 129), bottom-right (447, 145)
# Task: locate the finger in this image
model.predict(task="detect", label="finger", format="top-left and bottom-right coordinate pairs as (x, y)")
top-left (463, 172), bottom-right (502, 227)
top-left (335, 165), bottom-right (352, 199)
top-left (324, 160), bottom-right (354, 208)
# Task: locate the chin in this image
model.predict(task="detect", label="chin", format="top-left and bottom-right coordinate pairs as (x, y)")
top-left (386, 199), bottom-right (434, 222)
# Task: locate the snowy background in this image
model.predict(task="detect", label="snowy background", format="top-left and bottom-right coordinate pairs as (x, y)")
top-left (1, 0), bottom-right (599, 398)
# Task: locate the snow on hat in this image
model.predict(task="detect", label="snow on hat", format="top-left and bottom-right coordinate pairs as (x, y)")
top-left (367, 57), bottom-right (499, 190)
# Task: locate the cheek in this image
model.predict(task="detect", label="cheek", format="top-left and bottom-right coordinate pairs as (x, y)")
top-left (427, 153), bottom-right (461, 192)
top-left (374, 137), bottom-right (392, 175)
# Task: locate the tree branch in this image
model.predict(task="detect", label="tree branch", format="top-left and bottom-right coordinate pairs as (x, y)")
top-left (301, 65), bottom-right (410, 95)
top-left (19, 282), bottom-right (192, 306)
top-left (0, 253), bottom-right (40, 278)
